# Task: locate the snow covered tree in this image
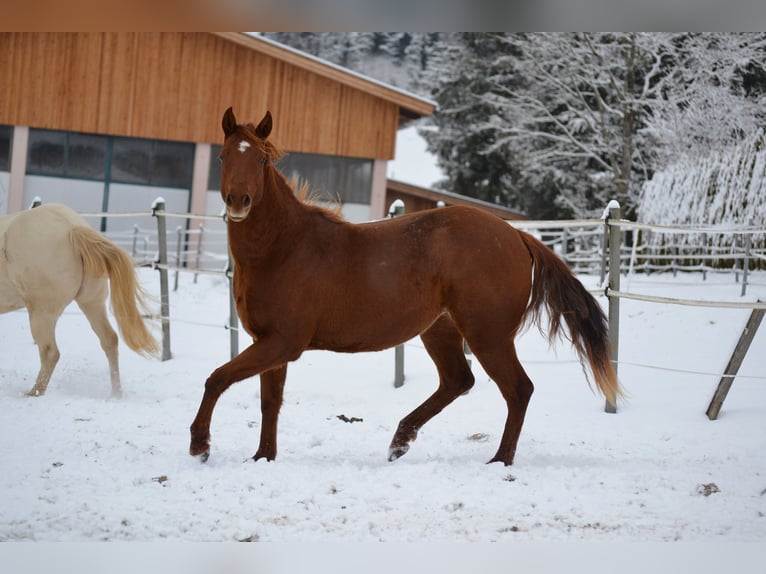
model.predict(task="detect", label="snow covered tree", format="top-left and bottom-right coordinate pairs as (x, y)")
top-left (262, 32), bottom-right (766, 223)
top-left (639, 128), bottom-right (766, 256)
top-left (419, 33), bottom-right (541, 214)
top-left (486, 33), bottom-right (766, 219)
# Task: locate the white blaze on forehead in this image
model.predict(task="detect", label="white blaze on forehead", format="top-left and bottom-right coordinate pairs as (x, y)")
top-left (238, 140), bottom-right (251, 153)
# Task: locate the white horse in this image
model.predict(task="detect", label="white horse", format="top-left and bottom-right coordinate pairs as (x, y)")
top-left (0, 204), bottom-right (159, 396)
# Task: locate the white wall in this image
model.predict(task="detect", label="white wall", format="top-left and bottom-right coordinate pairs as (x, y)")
top-left (0, 172), bottom-right (9, 215)
top-left (24, 176), bottom-right (104, 220)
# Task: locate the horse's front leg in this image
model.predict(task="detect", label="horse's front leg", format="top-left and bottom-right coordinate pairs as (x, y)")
top-left (189, 338), bottom-right (300, 463)
top-left (252, 364), bottom-right (287, 461)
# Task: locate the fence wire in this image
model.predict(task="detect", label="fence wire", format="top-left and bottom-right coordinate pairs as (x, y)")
top-left (51, 202), bottom-right (766, 394)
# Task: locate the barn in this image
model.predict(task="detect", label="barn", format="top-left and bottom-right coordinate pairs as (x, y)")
top-left (0, 32), bottom-right (437, 226)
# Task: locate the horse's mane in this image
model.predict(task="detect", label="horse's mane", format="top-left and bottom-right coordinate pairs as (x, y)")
top-left (287, 176), bottom-right (345, 223)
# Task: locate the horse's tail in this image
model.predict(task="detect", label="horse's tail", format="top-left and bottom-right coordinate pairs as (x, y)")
top-left (69, 226), bottom-right (160, 358)
top-left (518, 230), bottom-right (622, 409)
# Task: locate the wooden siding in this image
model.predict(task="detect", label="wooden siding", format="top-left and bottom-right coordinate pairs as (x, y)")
top-left (0, 32), bottom-right (405, 159)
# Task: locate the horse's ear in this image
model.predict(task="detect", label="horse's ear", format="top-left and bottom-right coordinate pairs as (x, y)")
top-left (255, 111), bottom-right (272, 140)
top-left (222, 107), bottom-right (237, 138)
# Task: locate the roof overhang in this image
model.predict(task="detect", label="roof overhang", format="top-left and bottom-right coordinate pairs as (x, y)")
top-left (212, 32), bottom-right (436, 126)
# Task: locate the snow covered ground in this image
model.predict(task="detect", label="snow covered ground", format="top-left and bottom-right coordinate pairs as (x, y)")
top-left (1, 266), bottom-right (765, 570)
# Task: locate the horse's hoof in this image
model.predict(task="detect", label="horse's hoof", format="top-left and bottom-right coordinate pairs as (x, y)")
top-left (190, 445), bottom-right (210, 463)
top-left (387, 444), bottom-right (409, 462)
top-left (25, 388), bottom-right (44, 397)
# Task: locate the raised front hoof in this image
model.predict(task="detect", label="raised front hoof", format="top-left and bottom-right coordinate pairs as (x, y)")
top-left (387, 444), bottom-right (410, 462)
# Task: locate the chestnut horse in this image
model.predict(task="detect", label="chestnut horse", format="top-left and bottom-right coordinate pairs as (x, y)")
top-left (189, 108), bottom-right (622, 466)
top-left (0, 204), bottom-right (159, 397)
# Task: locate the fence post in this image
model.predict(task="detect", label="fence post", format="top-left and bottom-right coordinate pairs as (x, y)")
top-left (194, 223), bottom-right (204, 284)
top-left (605, 200), bottom-right (621, 414)
top-left (226, 249), bottom-right (239, 360)
top-left (599, 217), bottom-right (609, 285)
top-left (152, 198), bottom-right (172, 361)
top-left (132, 224), bottom-right (139, 258)
top-left (706, 304), bottom-right (764, 420)
top-left (741, 232), bottom-right (751, 297)
top-left (219, 210), bottom-right (241, 362)
top-left (174, 226), bottom-right (183, 292)
top-left (389, 199), bottom-right (406, 388)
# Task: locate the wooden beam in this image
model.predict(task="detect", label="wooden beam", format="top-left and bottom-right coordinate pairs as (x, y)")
top-left (706, 305), bottom-right (764, 420)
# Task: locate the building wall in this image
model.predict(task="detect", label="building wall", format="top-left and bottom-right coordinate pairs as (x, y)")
top-left (0, 32), bottom-right (400, 159)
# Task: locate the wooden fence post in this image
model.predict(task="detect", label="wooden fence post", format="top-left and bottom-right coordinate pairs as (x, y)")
top-left (152, 199), bottom-right (172, 361)
top-left (605, 200), bottom-right (621, 413)
top-left (389, 199), bottom-right (406, 388)
top-left (706, 305), bottom-right (764, 420)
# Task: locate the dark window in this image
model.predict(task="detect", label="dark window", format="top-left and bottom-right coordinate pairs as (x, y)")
top-left (208, 144), bottom-right (222, 190)
top-left (113, 137), bottom-right (193, 188)
top-left (153, 140), bottom-right (194, 188)
top-left (27, 130), bottom-right (66, 175)
top-left (112, 138), bottom-right (150, 184)
top-left (66, 133), bottom-right (107, 179)
top-left (0, 125), bottom-right (11, 172)
top-left (27, 129), bottom-right (107, 179)
top-left (208, 145), bottom-right (373, 204)
top-left (279, 152), bottom-right (373, 204)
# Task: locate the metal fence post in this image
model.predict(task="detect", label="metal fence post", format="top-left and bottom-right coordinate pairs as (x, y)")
top-left (131, 224), bottom-right (139, 258)
top-left (174, 226), bottom-right (183, 292)
top-left (606, 201), bottom-right (621, 414)
top-left (152, 199), bottom-right (172, 361)
top-left (226, 248), bottom-right (239, 360)
top-left (599, 217), bottom-right (609, 285)
top-left (194, 223), bottom-right (204, 284)
top-left (741, 232), bottom-right (751, 297)
top-left (389, 199), bottom-right (406, 388)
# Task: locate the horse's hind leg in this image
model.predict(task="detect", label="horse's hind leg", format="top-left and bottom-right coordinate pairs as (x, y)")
top-left (388, 314), bottom-right (475, 461)
top-left (25, 308), bottom-right (62, 397)
top-left (469, 340), bottom-right (534, 466)
top-left (76, 281), bottom-right (120, 397)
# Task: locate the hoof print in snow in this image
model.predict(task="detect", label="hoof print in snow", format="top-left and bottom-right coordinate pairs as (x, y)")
top-left (696, 482), bottom-right (720, 497)
top-left (336, 414), bottom-right (363, 423)
top-left (467, 433), bottom-right (489, 442)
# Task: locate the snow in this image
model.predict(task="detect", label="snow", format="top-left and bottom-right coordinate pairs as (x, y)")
top-left (1, 267), bottom-right (766, 569)
top-left (602, 200), bottom-right (621, 218)
top-left (387, 123), bottom-right (444, 188)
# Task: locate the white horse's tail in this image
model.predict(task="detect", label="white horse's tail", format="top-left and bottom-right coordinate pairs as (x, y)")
top-left (69, 227), bottom-right (160, 358)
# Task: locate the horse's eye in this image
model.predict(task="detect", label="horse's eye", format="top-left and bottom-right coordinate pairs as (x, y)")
top-left (218, 155), bottom-right (223, 165)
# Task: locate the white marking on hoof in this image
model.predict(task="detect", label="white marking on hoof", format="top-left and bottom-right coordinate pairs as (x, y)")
top-left (388, 444), bottom-right (410, 462)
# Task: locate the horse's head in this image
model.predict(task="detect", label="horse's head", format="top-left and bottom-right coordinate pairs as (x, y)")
top-left (219, 107), bottom-right (280, 222)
